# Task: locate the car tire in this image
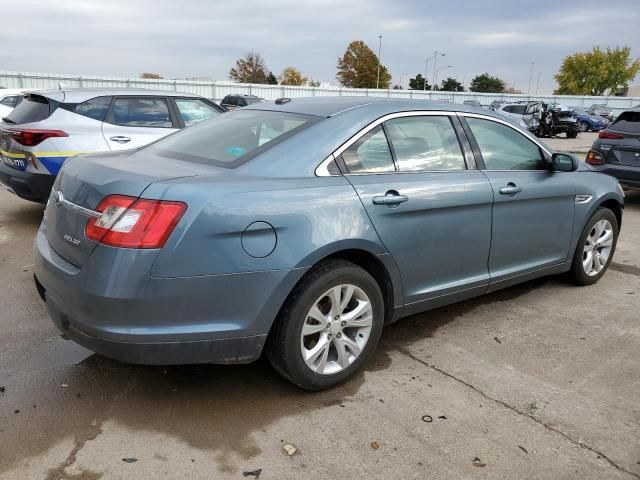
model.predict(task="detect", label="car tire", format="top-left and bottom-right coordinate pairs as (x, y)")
top-left (569, 208), bottom-right (618, 286)
top-left (567, 129), bottom-right (579, 139)
top-left (266, 259), bottom-right (384, 391)
top-left (578, 121), bottom-right (590, 132)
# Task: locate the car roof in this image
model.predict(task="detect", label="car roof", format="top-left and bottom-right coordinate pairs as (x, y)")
top-left (0, 88), bottom-right (31, 96)
top-left (244, 96), bottom-right (494, 118)
top-left (224, 94), bottom-right (261, 98)
top-left (25, 88), bottom-right (206, 103)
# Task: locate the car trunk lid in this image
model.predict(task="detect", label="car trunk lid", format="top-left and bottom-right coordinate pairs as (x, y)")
top-left (44, 149), bottom-right (220, 267)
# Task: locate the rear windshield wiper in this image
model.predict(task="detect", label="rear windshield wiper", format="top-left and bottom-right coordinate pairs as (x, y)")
top-left (2, 117), bottom-right (15, 124)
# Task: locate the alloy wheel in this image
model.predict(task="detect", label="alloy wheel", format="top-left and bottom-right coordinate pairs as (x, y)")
top-left (582, 219), bottom-right (613, 276)
top-left (300, 284), bottom-right (373, 375)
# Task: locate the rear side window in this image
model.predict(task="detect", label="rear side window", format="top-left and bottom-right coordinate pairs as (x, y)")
top-left (611, 111), bottom-right (640, 133)
top-left (146, 109), bottom-right (317, 168)
top-left (4, 94), bottom-right (59, 124)
top-left (222, 96), bottom-right (237, 106)
top-left (74, 96), bottom-right (112, 121)
top-left (174, 98), bottom-right (220, 126)
top-left (341, 125), bottom-right (395, 173)
top-left (0, 95), bottom-right (19, 108)
top-left (107, 97), bottom-right (173, 128)
top-left (384, 116), bottom-right (465, 171)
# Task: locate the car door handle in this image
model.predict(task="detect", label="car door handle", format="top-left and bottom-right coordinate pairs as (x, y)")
top-left (372, 193), bottom-right (408, 205)
top-left (109, 136), bottom-right (131, 143)
top-left (499, 183), bottom-right (523, 195)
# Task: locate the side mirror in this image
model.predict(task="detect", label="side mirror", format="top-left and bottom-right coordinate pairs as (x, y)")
top-left (552, 152), bottom-right (578, 172)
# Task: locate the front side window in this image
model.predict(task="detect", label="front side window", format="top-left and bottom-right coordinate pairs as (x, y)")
top-left (146, 109), bottom-right (317, 168)
top-left (340, 125), bottom-right (395, 173)
top-left (108, 97), bottom-right (173, 127)
top-left (466, 117), bottom-right (545, 170)
top-left (384, 116), bottom-right (466, 171)
top-left (175, 98), bottom-right (220, 126)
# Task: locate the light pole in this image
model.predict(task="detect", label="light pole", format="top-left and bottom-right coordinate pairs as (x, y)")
top-left (431, 51), bottom-right (445, 91)
top-left (527, 62), bottom-right (534, 95)
top-left (423, 57), bottom-right (431, 91)
top-left (434, 65), bottom-right (451, 91)
top-left (535, 71), bottom-right (542, 95)
top-left (376, 35), bottom-right (383, 89)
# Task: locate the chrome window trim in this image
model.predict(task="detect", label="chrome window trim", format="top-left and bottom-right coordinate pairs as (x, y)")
top-left (458, 112), bottom-right (553, 173)
top-left (315, 110), bottom-right (460, 176)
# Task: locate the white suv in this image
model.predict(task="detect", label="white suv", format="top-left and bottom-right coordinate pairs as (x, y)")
top-left (0, 89), bottom-right (224, 202)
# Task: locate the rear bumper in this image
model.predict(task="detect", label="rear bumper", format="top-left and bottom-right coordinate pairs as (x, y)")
top-left (0, 162), bottom-right (54, 203)
top-left (590, 163), bottom-right (640, 189)
top-left (33, 224), bottom-right (308, 365)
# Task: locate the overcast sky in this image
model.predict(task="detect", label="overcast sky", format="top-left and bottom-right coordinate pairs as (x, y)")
top-left (1, 0), bottom-right (638, 94)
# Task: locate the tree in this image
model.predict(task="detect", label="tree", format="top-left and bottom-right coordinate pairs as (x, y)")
top-left (307, 78), bottom-right (321, 87)
top-left (503, 86), bottom-right (523, 94)
top-left (409, 74), bottom-right (430, 90)
top-left (266, 71), bottom-right (278, 85)
top-left (440, 77), bottom-right (464, 92)
top-left (229, 52), bottom-right (269, 83)
top-left (554, 46), bottom-right (640, 96)
top-left (392, 84), bottom-right (403, 90)
top-left (279, 67), bottom-right (308, 86)
top-left (469, 73), bottom-right (505, 93)
top-left (140, 72), bottom-right (163, 79)
top-left (336, 40), bottom-right (391, 89)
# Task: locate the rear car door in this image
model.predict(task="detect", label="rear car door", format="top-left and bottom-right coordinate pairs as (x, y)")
top-left (101, 96), bottom-right (178, 150)
top-left (342, 113), bottom-right (494, 313)
top-left (461, 114), bottom-right (575, 286)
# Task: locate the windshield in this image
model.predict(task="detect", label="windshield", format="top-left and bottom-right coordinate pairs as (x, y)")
top-left (145, 109), bottom-right (319, 168)
top-left (574, 109), bottom-right (587, 116)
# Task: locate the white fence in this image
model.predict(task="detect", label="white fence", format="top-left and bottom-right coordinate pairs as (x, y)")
top-left (1, 70), bottom-right (638, 114)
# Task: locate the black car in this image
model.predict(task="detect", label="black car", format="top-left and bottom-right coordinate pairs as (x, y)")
top-left (220, 94), bottom-right (264, 110)
top-left (587, 109), bottom-right (640, 189)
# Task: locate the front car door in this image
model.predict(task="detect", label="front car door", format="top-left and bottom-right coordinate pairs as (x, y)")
top-left (340, 112), bottom-right (494, 314)
top-left (460, 114), bottom-right (575, 288)
top-left (101, 96), bottom-right (179, 150)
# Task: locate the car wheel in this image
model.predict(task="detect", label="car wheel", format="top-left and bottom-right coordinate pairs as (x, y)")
top-left (569, 208), bottom-right (618, 286)
top-left (578, 121), bottom-right (590, 132)
top-left (566, 129), bottom-right (579, 139)
top-left (266, 259), bottom-right (384, 390)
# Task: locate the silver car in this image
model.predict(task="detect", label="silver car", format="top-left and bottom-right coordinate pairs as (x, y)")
top-left (0, 89), bottom-right (224, 202)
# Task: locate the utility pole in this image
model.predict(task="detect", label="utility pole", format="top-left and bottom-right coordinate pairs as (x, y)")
top-left (528, 62), bottom-right (534, 95)
top-left (376, 35), bottom-right (383, 89)
top-left (535, 71), bottom-right (542, 95)
top-left (423, 57), bottom-right (430, 91)
top-left (431, 51), bottom-right (445, 91)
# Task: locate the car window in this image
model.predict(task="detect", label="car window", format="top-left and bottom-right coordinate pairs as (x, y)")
top-left (466, 117), bottom-right (545, 170)
top-left (340, 125), bottom-right (395, 174)
top-left (511, 105), bottom-right (526, 115)
top-left (245, 97), bottom-right (262, 105)
top-left (0, 95), bottom-right (19, 108)
top-left (146, 109), bottom-right (317, 168)
top-left (384, 116), bottom-right (465, 171)
top-left (4, 94), bottom-right (59, 124)
top-left (73, 96), bottom-right (112, 121)
top-left (175, 98), bottom-right (220, 126)
top-left (223, 96), bottom-right (237, 106)
top-left (108, 97), bottom-right (173, 128)
top-left (611, 111), bottom-right (640, 133)
top-left (238, 98), bottom-right (247, 107)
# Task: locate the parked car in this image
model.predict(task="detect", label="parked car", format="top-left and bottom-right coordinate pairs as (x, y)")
top-left (220, 94), bottom-right (265, 110)
top-left (462, 100), bottom-right (481, 108)
top-left (494, 102), bottom-right (538, 133)
top-left (587, 104), bottom-right (613, 119)
top-left (0, 89), bottom-right (224, 203)
top-left (33, 97), bottom-right (623, 390)
top-left (586, 108), bottom-right (640, 190)
top-left (489, 100), bottom-right (507, 111)
top-left (568, 107), bottom-right (609, 132)
top-left (529, 102), bottom-right (579, 138)
top-left (0, 88), bottom-right (27, 120)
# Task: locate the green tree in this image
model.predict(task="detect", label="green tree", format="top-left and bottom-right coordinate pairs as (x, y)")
top-left (409, 74), bottom-right (431, 90)
top-left (336, 40), bottom-right (391, 89)
top-left (266, 71), bottom-right (278, 85)
top-left (440, 77), bottom-right (464, 92)
top-left (307, 78), bottom-right (321, 87)
top-left (554, 46), bottom-right (640, 95)
top-left (279, 67), bottom-right (308, 86)
top-left (469, 73), bottom-right (505, 93)
top-left (229, 52), bottom-right (269, 83)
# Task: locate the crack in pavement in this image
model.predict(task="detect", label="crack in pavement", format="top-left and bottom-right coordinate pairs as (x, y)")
top-left (390, 342), bottom-right (640, 480)
top-left (45, 371), bottom-right (140, 480)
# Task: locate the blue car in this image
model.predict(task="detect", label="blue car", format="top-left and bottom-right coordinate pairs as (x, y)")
top-left (570, 107), bottom-right (609, 132)
top-left (34, 97), bottom-right (624, 390)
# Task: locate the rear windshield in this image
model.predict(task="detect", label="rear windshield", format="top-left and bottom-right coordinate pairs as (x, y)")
top-left (3, 94), bottom-right (59, 124)
top-left (146, 109), bottom-right (319, 168)
top-left (611, 111), bottom-right (640, 133)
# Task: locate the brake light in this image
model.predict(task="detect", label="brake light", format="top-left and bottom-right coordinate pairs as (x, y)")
top-left (586, 150), bottom-right (605, 165)
top-left (85, 195), bottom-right (187, 249)
top-left (598, 131), bottom-right (624, 140)
top-left (6, 128), bottom-right (68, 147)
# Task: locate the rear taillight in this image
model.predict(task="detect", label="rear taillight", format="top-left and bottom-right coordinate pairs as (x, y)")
top-left (598, 131), bottom-right (624, 140)
top-left (85, 195), bottom-right (187, 249)
top-left (6, 128), bottom-right (68, 147)
top-left (586, 150), bottom-right (605, 165)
